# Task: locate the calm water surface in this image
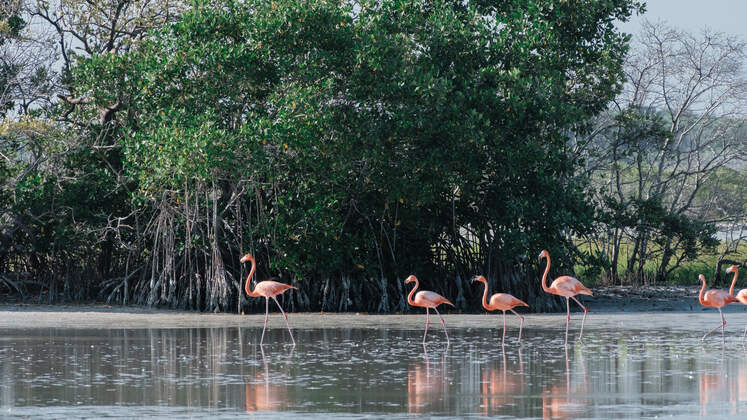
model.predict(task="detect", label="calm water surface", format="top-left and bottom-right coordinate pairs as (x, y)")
top-left (1, 324), bottom-right (746, 418)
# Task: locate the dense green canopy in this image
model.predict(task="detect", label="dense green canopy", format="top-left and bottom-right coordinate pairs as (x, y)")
top-left (5, 0), bottom-right (642, 312)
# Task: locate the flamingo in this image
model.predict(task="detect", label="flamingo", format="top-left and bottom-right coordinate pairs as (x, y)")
top-left (538, 250), bottom-right (593, 345)
top-left (726, 265), bottom-right (747, 340)
top-left (698, 273), bottom-right (738, 341)
top-left (241, 253), bottom-right (298, 346)
top-left (471, 275), bottom-right (529, 345)
top-left (405, 275), bottom-right (454, 345)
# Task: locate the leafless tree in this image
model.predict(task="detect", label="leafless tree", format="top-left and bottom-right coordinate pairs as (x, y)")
top-left (579, 20), bottom-right (747, 284)
top-left (29, 0), bottom-right (186, 123)
top-left (1, 1), bottom-right (58, 118)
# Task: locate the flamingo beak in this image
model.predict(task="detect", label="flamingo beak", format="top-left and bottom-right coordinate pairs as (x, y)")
top-left (240, 254), bottom-right (248, 263)
top-left (470, 275), bottom-right (479, 282)
top-left (726, 266), bottom-right (734, 274)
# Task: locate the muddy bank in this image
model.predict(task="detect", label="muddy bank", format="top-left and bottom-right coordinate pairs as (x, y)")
top-left (1, 303), bottom-right (747, 333)
top-left (2, 285), bottom-right (746, 331)
top-left (592, 285), bottom-right (708, 312)
top-left (1, 309), bottom-right (747, 333)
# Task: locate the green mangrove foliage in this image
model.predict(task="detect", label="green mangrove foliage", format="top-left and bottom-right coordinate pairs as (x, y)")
top-left (4, 0), bottom-right (641, 312)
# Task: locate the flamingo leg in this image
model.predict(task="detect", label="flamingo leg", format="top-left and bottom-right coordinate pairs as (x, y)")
top-left (510, 308), bottom-right (524, 344)
top-left (433, 307), bottom-right (450, 345)
top-left (564, 297), bottom-right (570, 346)
top-left (423, 307), bottom-right (430, 345)
top-left (260, 297), bottom-right (269, 345)
top-left (743, 324), bottom-right (747, 342)
top-left (501, 310), bottom-right (507, 347)
top-left (570, 295), bottom-right (588, 343)
top-left (721, 308), bottom-right (726, 343)
top-left (271, 296), bottom-right (296, 346)
top-left (702, 308), bottom-right (727, 341)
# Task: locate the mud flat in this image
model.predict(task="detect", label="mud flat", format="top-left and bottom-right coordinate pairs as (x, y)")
top-left (2, 284), bottom-right (746, 331)
top-left (2, 298), bottom-right (747, 333)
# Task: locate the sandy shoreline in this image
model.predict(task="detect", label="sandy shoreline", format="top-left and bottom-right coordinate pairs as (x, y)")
top-left (2, 285), bottom-right (747, 331)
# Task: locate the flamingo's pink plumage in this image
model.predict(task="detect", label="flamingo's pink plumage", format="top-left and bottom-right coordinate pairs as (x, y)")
top-left (539, 250), bottom-right (593, 345)
top-left (241, 253), bottom-right (297, 345)
top-left (698, 273), bottom-right (738, 341)
top-left (405, 275), bottom-right (454, 345)
top-left (472, 275), bottom-right (529, 345)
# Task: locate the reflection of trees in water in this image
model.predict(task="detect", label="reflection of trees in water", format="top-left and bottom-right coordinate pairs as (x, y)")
top-left (567, 332), bottom-right (747, 417)
top-left (0, 328), bottom-right (257, 407)
top-left (147, 327), bottom-right (233, 407)
top-left (733, 357), bottom-right (747, 414)
top-left (141, 328), bottom-right (296, 410)
top-left (474, 342), bottom-right (591, 419)
top-left (10, 328), bottom-right (747, 416)
top-left (541, 346), bottom-right (588, 420)
top-left (1, 348), bottom-right (13, 407)
top-left (697, 345), bottom-right (747, 416)
top-left (569, 333), bottom-right (698, 417)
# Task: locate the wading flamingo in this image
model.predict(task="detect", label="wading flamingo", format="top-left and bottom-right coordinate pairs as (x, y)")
top-left (405, 275), bottom-right (454, 345)
top-left (472, 275), bottom-right (529, 345)
top-left (726, 265), bottom-right (747, 340)
top-left (698, 273), bottom-right (738, 341)
top-left (538, 250), bottom-right (593, 345)
top-left (241, 253), bottom-right (297, 346)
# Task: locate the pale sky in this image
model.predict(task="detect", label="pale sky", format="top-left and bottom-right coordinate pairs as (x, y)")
top-left (618, 0), bottom-right (747, 41)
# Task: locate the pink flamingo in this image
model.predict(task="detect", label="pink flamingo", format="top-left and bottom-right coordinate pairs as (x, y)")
top-left (241, 253), bottom-right (298, 345)
top-left (472, 275), bottom-right (529, 345)
top-left (405, 275), bottom-right (454, 345)
top-left (698, 273), bottom-right (738, 341)
top-left (538, 250), bottom-right (593, 345)
top-left (726, 265), bottom-right (747, 340)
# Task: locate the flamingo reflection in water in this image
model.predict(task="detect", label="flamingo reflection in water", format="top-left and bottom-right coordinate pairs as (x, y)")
top-left (698, 342), bottom-right (729, 416)
top-left (734, 353), bottom-right (747, 415)
top-left (244, 346), bottom-right (294, 412)
top-left (480, 347), bottom-right (525, 416)
top-left (697, 342), bottom-right (747, 417)
top-left (541, 346), bottom-right (589, 420)
top-left (407, 344), bottom-right (448, 414)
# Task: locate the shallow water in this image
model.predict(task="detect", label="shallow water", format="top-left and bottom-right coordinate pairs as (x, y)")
top-left (2, 322), bottom-right (747, 418)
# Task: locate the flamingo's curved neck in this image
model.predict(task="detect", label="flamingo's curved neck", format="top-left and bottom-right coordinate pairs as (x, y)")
top-left (244, 256), bottom-right (260, 297)
top-left (479, 279), bottom-right (490, 310)
top-left (407, 279), bottom-right (418, 306)
top-left (541, 255), bottom-right (551, 293)
top-left (729, 268), bottom-right (739, 296)
top-left (698, 277), bottom-right (707, 306)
